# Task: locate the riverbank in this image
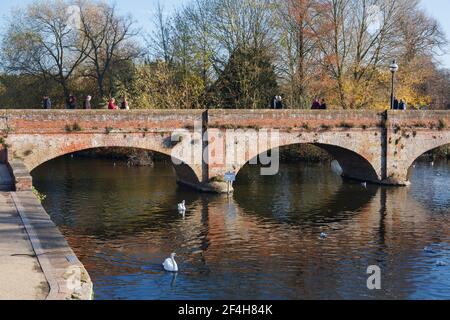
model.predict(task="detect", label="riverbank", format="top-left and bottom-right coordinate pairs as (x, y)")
top-left (31, 155), bottom-right (450, 299)
top-left (0, 164), bottom-right (93, 300)
top-left (0, 192), bottom-right (48, 300)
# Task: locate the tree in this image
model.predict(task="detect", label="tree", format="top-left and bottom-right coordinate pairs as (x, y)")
top-left (148, 2), bottom-right (175, 66)
top-left (428, 68), bottom-right (450, 110)
top-left (1, 0), bottom-right (90, 102)
top-left (180, 0), bottom-right (216, 86)
top-left (1, 0), bottom-right (448, 110)
top-left (212, 46), bottom-right (278, 108)
top-left (275, 0), bottom-right (318, 108)
top-left (397, 0), bottom-right (447, 63)
top-left (303, 0), bottom-right (447, 109)
top-left (78, 0), bottom-right (140, 99)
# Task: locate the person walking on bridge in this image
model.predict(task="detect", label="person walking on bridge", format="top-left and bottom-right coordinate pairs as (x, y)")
top-left (108, 98), bottom-right (119, 110)
top-left (83, 95), bottom-right (92, 109)
top-left (399, 99), bottom-right (407, 111)
top-left (275, 96), bottom-right (283, 109)
top-left (311, 98), bottom-right (321, 110)
top-left (120, 96), bottom-right (130, 110)
top-left (41, 95), bottom-right (51, 109)
top-left (67, 94), bottom-right (77, 109)
top-left (271, 96), bottom-right (277, 109)
top-left (393, 97), bottom-right (399, 110)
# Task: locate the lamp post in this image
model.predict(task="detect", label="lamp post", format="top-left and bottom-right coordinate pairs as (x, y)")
top-left (389, 60), bottom-right (399, 110)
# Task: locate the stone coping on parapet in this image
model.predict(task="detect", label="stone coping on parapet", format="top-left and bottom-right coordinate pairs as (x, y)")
top-left (11, 191), bottom-right (93, 300)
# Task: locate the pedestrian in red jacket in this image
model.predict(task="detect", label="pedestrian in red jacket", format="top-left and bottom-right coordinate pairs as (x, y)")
top-left (108, 98), bottom-right (118, 110)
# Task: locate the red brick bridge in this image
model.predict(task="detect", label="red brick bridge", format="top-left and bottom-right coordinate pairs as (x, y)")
top-left (0, 109), bottom-right (449, 193)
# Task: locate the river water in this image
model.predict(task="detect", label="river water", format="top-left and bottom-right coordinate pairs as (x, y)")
top-left (32, 155), bottom-right (450, 300)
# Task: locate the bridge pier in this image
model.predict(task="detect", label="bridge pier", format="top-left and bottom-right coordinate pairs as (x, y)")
top-left (177, 179), bottom-right (232, 193)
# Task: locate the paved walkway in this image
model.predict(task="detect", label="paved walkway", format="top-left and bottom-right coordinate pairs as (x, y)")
top-left (0, 162), bottom-right (92, 300)
top-left (0, 192), bottom-right (49, 300)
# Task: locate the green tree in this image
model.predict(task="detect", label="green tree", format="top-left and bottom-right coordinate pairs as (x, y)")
top-left (212, 46), bottom-right (278, 109)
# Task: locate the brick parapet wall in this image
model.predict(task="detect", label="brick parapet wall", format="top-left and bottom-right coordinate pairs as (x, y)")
top-left (208, 110), bottom-right (385, 129)
top-left (0, 110), bottom-right (204, 134)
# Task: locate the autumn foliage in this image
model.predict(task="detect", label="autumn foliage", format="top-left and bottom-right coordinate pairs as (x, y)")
top-left (0, 0), bottom-right (449, 110)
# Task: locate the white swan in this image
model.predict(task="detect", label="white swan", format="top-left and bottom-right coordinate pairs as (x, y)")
top-left (178, 200), bottom-right (186, 212)
top-left (320, 232), bottom-right (328, 239)
top-left (163, 253), bottom-right (179, 272)
top-left (361, 182), bottom-right (367, 188)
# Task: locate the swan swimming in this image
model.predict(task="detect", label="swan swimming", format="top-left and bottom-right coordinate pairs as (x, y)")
top-left (361, 182), bottom-right (367, 188)
top-left (320, 232), bottom-right (328, 239)
top-left (163, 253), bottom-right (179, 272)
top-left (178, 200), bottom-right (186, 212)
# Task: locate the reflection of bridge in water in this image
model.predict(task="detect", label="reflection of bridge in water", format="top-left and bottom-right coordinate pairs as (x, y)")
top-left (52, 161), bottom-right (448, 299)
top-left (1, 109), bottom-right (450, 193)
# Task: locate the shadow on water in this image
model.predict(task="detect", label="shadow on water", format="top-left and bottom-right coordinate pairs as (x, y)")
top-left (32, 156), bottom-right (206, 241)
top-left (31, 156), bottom-right (450, 300)
top-left (234, 162), bottom-right (377, 226)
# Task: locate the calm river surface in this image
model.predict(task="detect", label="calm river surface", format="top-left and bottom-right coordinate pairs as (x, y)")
top-left (32, 156), bottom-right (450, 300)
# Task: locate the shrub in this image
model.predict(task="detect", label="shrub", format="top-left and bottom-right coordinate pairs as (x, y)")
top-left (65, 124), bottom-right (73, 132)
top-left (340, 122), bottom-right (354, 128)
top-left (72, 123), bottom-right (82, 132)
top-left (32, 187), bottom-right (46, 203)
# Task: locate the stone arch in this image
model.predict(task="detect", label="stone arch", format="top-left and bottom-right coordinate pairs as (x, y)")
top-left (234, 141), bottom-right (380, 184)
top-left (315, 144), bottom-right (379, 182)
top-left (7, 133), bottom-right (202, 187)
top-left (404, 140), bottom-right (450, 172)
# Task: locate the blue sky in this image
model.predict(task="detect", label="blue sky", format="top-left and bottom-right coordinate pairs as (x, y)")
top-left (1, 0), bottom-right (450, 68)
